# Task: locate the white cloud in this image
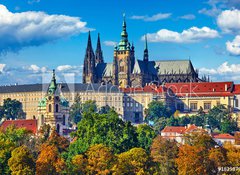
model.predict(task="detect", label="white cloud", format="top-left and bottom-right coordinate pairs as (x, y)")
top-left (0, 64), bottom-right (6, 73)
top-left (217, 9), bottom-right (240, 33)
top-left (103, 41), bottom-right (117, 46)
top-left (130, 13), bottom-right (171, 22)
top-left (226, 35), bottom-right (240, 55)
top-left (57, 65), bottom-right (73, 71)
top-left (0, 4), bottom-right (92, 54)
top-left (180, 14), bottom-right (196, 20)
top-left (28, 0), bottom-right (40, 4)
top-left (25, 65), bottom-right (48, 73)
top-left (200, 62), bottom-right (240, 74)
top-left (199, 7), bottom-right (221, 17)
top-left (200, 61), bottom-right (240, 82)
top-left (144, 27), bottom-right (219, 43)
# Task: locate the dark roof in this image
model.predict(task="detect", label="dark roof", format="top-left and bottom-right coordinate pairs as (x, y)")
top-left (95, 63), bottom-right (113, 78)
top-left (0, 83), bottom-right (121, 94)
top-left (131, 59), bottom-right (195, 75)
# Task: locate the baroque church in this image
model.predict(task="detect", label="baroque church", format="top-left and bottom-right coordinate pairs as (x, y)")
top-left (83, 15), bottom-right (202, 87)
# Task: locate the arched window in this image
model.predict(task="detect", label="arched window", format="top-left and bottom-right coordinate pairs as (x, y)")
top-left (63, 115), bottom-right (65, 125)
top-left (119, 61), bottom-right (125, 72)
top-left (48, 104), bottom-right (52, 112)
top-left (55, 104), bottom-right (59, 113)
top-left (41, 115), bottom-right (44, 125)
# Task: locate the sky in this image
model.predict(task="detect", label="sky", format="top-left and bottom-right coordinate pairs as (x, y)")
top-left (1, 0), bottom-right (240, 84)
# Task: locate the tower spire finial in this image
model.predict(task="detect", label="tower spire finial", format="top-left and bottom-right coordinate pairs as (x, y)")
top-left (145, 34), bottom-right (148, 50)
top-left (143, 34), bottom-right (149, 62)
top-left (95, 33), bottom-right (104, 64)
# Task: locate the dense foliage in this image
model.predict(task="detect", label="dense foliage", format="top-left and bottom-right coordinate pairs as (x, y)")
top-left (0, 101), bottom-right (239, 174)
top-left (0, 98), bottom-right (25, 121)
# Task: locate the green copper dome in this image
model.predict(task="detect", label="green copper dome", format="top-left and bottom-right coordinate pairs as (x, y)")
top-left (48, 69), bottom-right (57, 95)
top-left (117, 14), bottom-right (131, 51)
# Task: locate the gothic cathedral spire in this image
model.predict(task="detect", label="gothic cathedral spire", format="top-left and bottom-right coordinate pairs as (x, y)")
top-left (83, 31), bottom-right (96, 84)
top-left (95, 33), bottom-right (104, 64)
top-left (143, 35), bottom-right (149, 62)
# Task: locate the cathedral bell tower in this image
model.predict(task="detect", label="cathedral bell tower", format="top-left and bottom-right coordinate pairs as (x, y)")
top-left (113, 14), bottom-right (135, 87)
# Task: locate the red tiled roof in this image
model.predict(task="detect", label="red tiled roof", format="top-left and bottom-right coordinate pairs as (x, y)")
top-left (212, 133), bottom-right (235, 139)
top-left (161, 124), bottom-right (205, 134)
top-left (233, 84), bottom-right (240, 94)
top-left (164, 82), bottom-right (234, 97)
top-left (184, 124), bottom-right (198, 133)
top-left (161, 126), bottom-right (186, 134)
top-left (1, 119), bottom-right (38, 134)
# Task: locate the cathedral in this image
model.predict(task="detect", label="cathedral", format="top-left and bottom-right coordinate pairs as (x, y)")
top-left (83, 15), bottom-right (201, 87)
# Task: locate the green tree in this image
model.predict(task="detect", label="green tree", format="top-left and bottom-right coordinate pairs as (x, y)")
top-left (166, 116), bottom-right (179, 126)
top-left (220, 119), bottom-right (238, 134)
top-left (8, 145), bottom-right (35, 175)
top-left (145, 101), bottom-right (172, 124)
top-left (2, 98), bottom-right (25, 120)
top-left (82, 100), bottom-right (97, 113)
top-left (68, 110), bottom-right (138, 158)
top-left (136, 124), bottom-right (156, 152)
top-left (0, 126), bottom-right (31, 174)
top-left (69, 93), bottom-right (82, 125)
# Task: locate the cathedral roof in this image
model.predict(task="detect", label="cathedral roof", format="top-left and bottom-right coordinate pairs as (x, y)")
top-left (96, 63), bottom-right (113, 77)
top-left (149, 60), bottom-right (194, 75)
top-left (131, 59), bottom-right (194, 75)
top-left (132, 60), bottom-right (146, 74)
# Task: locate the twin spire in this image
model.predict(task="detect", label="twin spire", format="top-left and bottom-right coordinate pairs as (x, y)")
top-left (86, 31), bottom-right (104, 65)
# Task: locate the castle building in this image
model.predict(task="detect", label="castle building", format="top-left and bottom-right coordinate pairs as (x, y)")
top-left (37, 70), bottom-right (70, 135)
top-left (83, 15), bottom-right (201, 87)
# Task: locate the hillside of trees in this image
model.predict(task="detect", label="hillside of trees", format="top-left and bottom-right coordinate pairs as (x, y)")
top-left (0, 100), bottom-right (240, 174)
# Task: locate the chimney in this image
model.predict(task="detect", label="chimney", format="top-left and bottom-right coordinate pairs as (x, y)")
top-left (225, 84), bottom-right (228, 91)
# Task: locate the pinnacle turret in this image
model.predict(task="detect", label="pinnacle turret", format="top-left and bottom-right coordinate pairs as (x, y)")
top-left (95, 33), bottom-right (104, 64)
top-left (143, 35), bottom-right (149, 62)
top-left (48, 69), bottom-right (57, 95)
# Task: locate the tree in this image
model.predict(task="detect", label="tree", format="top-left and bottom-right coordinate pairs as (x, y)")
top-left (86, 144), bottom-right (115, 175)
top-left (82, 100), bottom-right (97, 114)
top-left (235, 132), bottom-right (240, 145)
top-left (68, 110), bottom-right (138, 157)
top-left (224, 143), bottom-right (240, 169)
top-left (166, 116), bottom-right (179, 126)
top-left (37, 124), bottom-right (51, 144)
top-left (176, 145), bottom-right (207, 175)
top-left (220, 119), bottom-right (238, 134)
top-left (46, 130), bottom-right (69, 153)
top-left (2, 98), bottom-right (25, 120)
top-left (0, 126), bottom-right (31, 174)
top-left (190, 115), bottom-right (204, 126)
top-left (71, 154), bottom-right (87, 175)
top-left (36, 144), bottom-right (65, 175)
top-left (145, 101), bottom-right (172, 124)
top-left (113, 148), bottom-right (153, 175)
top-left (150, 135), bottom-right (178, 175)
top-left (136, 124), bottom-right (156, 152)
top-left (8, 145), bottom-right (35, 175)
top-left (69, 93), bottom-right (82, 125)
top-left (178, 116), bottom-right (191, 126)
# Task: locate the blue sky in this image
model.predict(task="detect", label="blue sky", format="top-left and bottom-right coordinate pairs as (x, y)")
top-left (1, 0), bottom-right (240, 84)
